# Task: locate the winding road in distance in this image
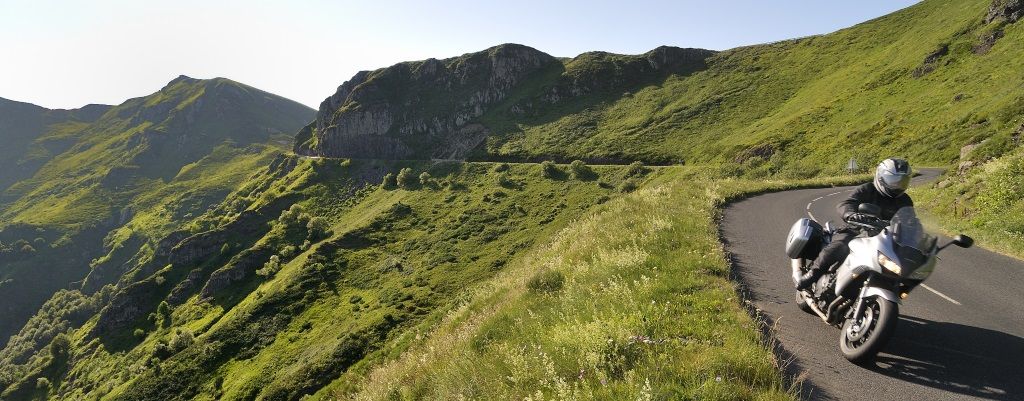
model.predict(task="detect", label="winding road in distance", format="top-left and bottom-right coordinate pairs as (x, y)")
top-left (722, 169), bottom-right (1024, 401)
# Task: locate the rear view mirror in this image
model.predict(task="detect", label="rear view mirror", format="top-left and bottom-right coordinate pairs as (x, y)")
top-left (939, 234), bottom-right (974, 251)
top-left (953, 234), bottom-right (974, 248)
top-left (858, 203), bottom-right (881, 217)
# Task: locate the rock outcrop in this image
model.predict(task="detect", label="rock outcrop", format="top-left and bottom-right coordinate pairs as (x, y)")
top-left (300, 44), bottom-right (715, 161)
top-left (985, 0), bottom-right (1024, 23)
top-left (304, 44), bottom-right (557, 160)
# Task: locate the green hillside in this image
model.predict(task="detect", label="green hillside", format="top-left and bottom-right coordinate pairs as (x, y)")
top-left (0, 98), bottom-right (110, 192)
top-left (3, 0), bottom-right (1024, 399)
top-left (0, 76), bottom-right (314, 350)
top-left (0, 157), bottom-right (668, 400)
top-left (305, 0), bottom-right (1021, 177)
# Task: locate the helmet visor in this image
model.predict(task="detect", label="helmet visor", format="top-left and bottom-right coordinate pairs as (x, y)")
top-left (880, 172), bottom-right (911, 191)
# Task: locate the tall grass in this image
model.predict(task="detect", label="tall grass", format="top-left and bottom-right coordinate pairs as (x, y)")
top-left (326, 170), bottom-right (829, 400)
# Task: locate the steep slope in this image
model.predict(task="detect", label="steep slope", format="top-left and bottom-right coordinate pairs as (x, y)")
top-left (0, 77), bottom-right (314, 349)
top-left (0, 98), bottom-right (111, 191)
top-left (0, 157), bottom-right (648, 400)
top-left (297, 44), bottom-right (715, 161)
top-left (306, 0), bottom-right (1023, 176)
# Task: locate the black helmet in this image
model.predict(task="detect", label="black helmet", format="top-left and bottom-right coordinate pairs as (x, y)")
top-left (874, 158), bottom-right (911, 197)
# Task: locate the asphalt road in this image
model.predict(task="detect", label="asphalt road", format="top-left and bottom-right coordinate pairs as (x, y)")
top-left (722, 169), bottom-right (1024, 401)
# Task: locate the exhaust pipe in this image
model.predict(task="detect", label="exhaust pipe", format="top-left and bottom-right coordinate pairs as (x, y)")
top-left (804, 295), bottom-right (830, 322)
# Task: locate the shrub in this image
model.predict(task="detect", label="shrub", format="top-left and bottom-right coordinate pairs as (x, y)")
top-left (396, 168), bottom-right (417, 189)
top-left (381, 173), bottom-right (397, 189)
top-left (134, 328), bottom-right (146, 339)
top-left (156, 301), bottom-right (171, 327)
top-left (526, 269), bottom-right (565, 293)
top-left (419, 172), bottom-right (433, 187)
top-left (36, 377), bottom-right (50, 390)
top-left (493, 163), bottom-right (510, 172)
top-left (541, 161), bottom-right (560, 178)
top-left (280, 245), bottom-right (297, 259)
top-left (626, 161), bottom-right (648, 177)
top-left (170, 329), bottom-right (194, 351)
top-left (307, 217), bottom-right (331, 238)
top-left (278, 204), bottom-right (307, 224)
top-left (257, 255), bottom-right (282, 277)
top-left (618, 178), bottom-right (639, 193)
top-left (569, 159), bottom-right (594, 180)
top-left (496, 172), bottom-right (516, 188)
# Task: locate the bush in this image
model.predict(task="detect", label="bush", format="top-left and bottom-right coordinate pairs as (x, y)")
top-left (397, 168), bottom-right (417, 189)
top-left (381, 173), bottom-right (397, 189)
top-left (569, 159), bottom-right (595, 180)
top-left (170, 329), bottom-right (194, 351)
top-left (156, 301), bottom-right (171, 327)
top-left (496, 172), bottom-right (516, 188)
top-left (307, 216), bottom-right (331, 238)
top-left (541, 161), bottom-right (560, 179)
top-left (493, 163), bottom-right (510, 172)
top-left (419, 172), bottom-right (433, 187)
top-left (626, 161), bottom-right (648, 177)
top-left (36, 377), bottom-right (50, 389)
top-left (134, 328), bottom-right (146, 339)
top-left (280, 245), bottom-right (298, 259)
top-left (257, 255), bottom-right (282, 277)
top-left (618, 178), bottom-right (639, 193)
top-left (278, 204), bottom-right (308, 224)
top-left (526, 269), bottom-right (565, 294)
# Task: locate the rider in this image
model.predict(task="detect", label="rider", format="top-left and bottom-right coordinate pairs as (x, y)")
top-left (796, 158), bottom-right (914, 291)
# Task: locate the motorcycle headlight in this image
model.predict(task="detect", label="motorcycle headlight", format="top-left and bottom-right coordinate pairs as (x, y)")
top-left (878, 252), bottom-right (902, 275)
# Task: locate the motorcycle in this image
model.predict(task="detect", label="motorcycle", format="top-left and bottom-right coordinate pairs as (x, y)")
top-left (784, 204), bottom-right (973, 363)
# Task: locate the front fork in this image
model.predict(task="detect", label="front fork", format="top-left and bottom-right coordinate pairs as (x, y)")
top-left (851, 277), bottom-right (870, 323)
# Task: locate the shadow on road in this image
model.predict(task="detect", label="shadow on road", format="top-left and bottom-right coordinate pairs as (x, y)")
top-left (869, 315), bottom-right (1024, 400)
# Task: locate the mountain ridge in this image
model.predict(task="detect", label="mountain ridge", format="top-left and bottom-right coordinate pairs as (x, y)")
top-left (0, 76), bottom-right (314, 351)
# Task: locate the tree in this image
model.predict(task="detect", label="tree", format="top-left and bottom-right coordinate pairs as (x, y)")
top-left (381, 173), bottom-right (397, 189)
top-left (156, 301), bottom-right (171, 327)
top-left (626, 161), bottom-right (648, 177)
top-left (257, 255), bottom-right (282, 277)
top-left (541, 161), bottom-right (560, 178)
top-left (419, 172), bottom-right (433, 187)
top-left (396, 168), bottom-right (417, 189)
top-left (569, 159), bottom-right (594, 180)
top-left (307, 217), bottom-right (331, 238)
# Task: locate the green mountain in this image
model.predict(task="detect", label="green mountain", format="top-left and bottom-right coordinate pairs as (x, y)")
top-left (303, 0), bottom-right (1023, 176)
top-left (0, 98), bottom-right (111, 192)
top-left (0, 76), bottom-right (314, 351)
top-left (4, 0), bottom-right (1024, 400)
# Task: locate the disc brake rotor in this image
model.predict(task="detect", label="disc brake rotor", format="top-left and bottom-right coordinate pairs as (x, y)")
top-left (846, 302), bottom-right (876, 343)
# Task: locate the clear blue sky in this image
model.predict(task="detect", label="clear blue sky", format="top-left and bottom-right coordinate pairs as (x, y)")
top-left (0, 0), bottom-right (919, 109)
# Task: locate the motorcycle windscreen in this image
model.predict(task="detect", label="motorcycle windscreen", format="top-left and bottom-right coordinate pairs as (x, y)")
top-left (890, 207), bottom-right (937, 275)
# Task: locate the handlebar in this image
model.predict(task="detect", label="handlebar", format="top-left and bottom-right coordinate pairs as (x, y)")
top-left (846, 216), bottom-right (888, 231)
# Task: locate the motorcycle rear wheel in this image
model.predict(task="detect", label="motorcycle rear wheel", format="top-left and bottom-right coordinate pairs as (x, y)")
top-left (839, 297), bottom-right (898, 365)
top-left (795, 291), bottom-right (814, 314)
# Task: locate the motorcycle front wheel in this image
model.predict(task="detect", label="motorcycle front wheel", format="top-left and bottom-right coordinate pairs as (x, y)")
top-left (839, 297), bottom-right (898, 364)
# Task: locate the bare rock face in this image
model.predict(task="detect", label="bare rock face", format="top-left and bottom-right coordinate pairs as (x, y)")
top-left (306, 44), bottom-right (558, 160)
top-left (985, 0), bottom-right (1024, 23)
top-left (302, 44), bottom-right (716, 160)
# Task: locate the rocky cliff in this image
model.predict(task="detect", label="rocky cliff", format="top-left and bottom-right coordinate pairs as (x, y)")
top-left (298, 44), bottom-right (715, 160)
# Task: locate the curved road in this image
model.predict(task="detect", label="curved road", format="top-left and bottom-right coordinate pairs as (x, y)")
top-left (722, 170), bottom-right (1024, 401)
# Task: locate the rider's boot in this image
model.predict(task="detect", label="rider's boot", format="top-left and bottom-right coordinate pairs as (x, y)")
top-left (796, 269), bottom-right (823, 291)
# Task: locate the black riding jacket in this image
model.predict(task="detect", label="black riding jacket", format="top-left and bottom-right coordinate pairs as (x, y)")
top-left (837, 182), bottom-right (914, 222)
